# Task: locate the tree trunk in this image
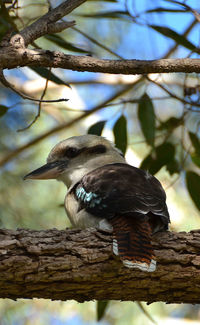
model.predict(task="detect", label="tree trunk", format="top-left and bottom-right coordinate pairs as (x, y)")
top-left (0, 228), bottom-right (200, 303)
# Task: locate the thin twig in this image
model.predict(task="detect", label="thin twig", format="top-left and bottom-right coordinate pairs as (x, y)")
top-left (7, 0), bottom-right (18, 10)
top-left (17, 68), bottom-right (52, 132)
top-left (104, 96), bottom-right (171, 107)
top-left (50, 106), bottom-right (87, 113)
top-left (72, 26), bottom-right (124, 60)
top-left (169, 0), bottom-right (200, 24)
top-left (146, 76), bottom-right (200, 108)
top-left (0, 82), bottom-right (139, 167)
top-left (163, 17), bottom-right (197, 59)
top-left (129, 133), bottom-right (167, 145)
top-left (136, 302), bottom-right (157, 325)
top-left (165, 174), bottom-right (181, 190)
top-left (0, 70), bottom-right (68, 103)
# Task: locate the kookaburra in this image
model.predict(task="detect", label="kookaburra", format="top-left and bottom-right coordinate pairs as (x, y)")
top-left (24, 135), bottom-right (170, 272)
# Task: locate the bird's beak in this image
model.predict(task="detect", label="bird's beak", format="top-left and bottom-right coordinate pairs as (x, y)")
top-left (23, 160), bottom-right (68, 180)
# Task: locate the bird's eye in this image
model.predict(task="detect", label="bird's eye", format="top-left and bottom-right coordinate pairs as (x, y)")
top-left (64, 147), bottom-right (79, 158)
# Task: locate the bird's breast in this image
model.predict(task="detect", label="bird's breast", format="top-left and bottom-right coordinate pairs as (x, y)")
top-left (64, 191), bottom-right (112, 231)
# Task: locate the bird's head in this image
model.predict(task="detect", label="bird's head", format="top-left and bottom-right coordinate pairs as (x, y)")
top-left (24, 135), bottom-right (126, 188)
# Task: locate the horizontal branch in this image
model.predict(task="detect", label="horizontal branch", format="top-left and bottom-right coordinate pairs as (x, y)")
top-left (1, 46), bottom-right (200, 74)
top-left (1, 227), bottom-right (200, 303)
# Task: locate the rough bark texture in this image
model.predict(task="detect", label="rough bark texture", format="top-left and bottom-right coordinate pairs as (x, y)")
top-left (19, 0), bottom-right (86, 46)
top-left (0, 227), bottom-right (200, 303)
top-left (1, 45), bottom-right (200, 74)
top-left (1, 0), bottom-right (200, 75)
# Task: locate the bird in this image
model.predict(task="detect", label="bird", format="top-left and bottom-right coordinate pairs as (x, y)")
top-left (24, 135), bottom-right (170, 272)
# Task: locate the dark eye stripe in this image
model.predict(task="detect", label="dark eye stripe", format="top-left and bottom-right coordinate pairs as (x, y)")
top-left (87, 145), bottom-right (106, 154)
top-left (63, 144), bottom-right (106, 159)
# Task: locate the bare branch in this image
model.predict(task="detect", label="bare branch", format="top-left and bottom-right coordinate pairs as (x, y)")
top-left (1, 46), bottom-right (200, 74)
top-left (18, 0), bottom-right (87, 46)
top-left (47, 20), bottom-right (76, 34)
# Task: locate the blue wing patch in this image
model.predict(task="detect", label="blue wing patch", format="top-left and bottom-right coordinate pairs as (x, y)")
top-left (76, 186), bottom-right (106, 208)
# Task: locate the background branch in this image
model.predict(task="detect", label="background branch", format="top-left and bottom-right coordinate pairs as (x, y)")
top-left (0, 70), bottom-right (68, 103)
top-left (0, 83), bottom-right (135, 167)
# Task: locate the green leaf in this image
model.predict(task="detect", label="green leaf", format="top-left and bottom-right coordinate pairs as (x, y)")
top-left (189, 132), bottom-right (200, 156)
top-left (0, 105), bottom-right (9, 117)
top-left (146, 7), bottom-right (186, 13)
top-left (150, 25), bottom-right (198, 53)
top-left (140, 142), bottom-right (176, 175)
top-left (0, 14), bottom-right (12, 41)
top-left (191, 154), bottom-right (200, 168)
top-left (97, 301), bottom-right (109, 321)
top-left (138, 94), bottom-right (155, 146)
top-left (45, 34), bottom-right (90, 54)
top-left (88, 120), bottom-right (106, 136)
top-left (166, 159), bottom-right (180, 175)
top-left (0, 24), bottom-right (9, 42)
top-left (113, 115), bottom-right (127, 155)
top-left (186, 171), bottom-right (200, 211)
top-left (158, 117), bottom-right (182, 131)
top-left (140, 154), bottom-right (155, 172)
top-left (29, 67), bottom-right (70, 88)
top-left (77, 10), bottom-right (129, 19)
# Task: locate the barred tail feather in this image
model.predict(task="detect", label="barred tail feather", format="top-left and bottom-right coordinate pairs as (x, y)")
top-left (111, 216), bottom-right (156, 272)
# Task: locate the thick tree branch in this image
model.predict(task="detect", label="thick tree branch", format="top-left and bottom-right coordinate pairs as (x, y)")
top-left (0, 227), bottom-right (200, 303)
top-left (19, 0), bottom-right (86, 46)
top-left (1, 46), bottom-right (200, 74)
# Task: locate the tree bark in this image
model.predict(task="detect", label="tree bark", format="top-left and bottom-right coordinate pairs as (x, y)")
top-left (1, 0), bottom-right (200, 75)
top-left (1, 45), bottom-right (200, 74)
top-left (0, 227), bottom-right (200, 303)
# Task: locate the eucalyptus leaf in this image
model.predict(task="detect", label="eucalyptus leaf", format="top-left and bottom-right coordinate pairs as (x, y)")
top-left (97, 301), bottom-right (109, 321)
top-left (186, 171), bottom-right (200, 211)
top-left (138, 94), bottom-right (155, 147)
top-left (88, 121), bottom-right (106, 136)
top-left (77, 10), bottom-right (129, 19)
top-left (0, 105), bottom-right (10, 117)
top-left (166, 159), bottom-right (180, 175)
top-left (189, 132), bottom-right (200, 156)
top-left (30, 67), bottom-right (70, 88)
top-left (140, 142), bottom-right (175, 175)
top-left (158, 117), bottom-right (182, 131)
top-left (113, 115), bottom-right (127, 155)
top-left (45, 34), bottom-right (90, 54)
top-left (191, 155), bottom-right (200, 168)
top-left (150, 25), bottom-right (198, 53)
top-left (146, 7), bottom-right (186, 13)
